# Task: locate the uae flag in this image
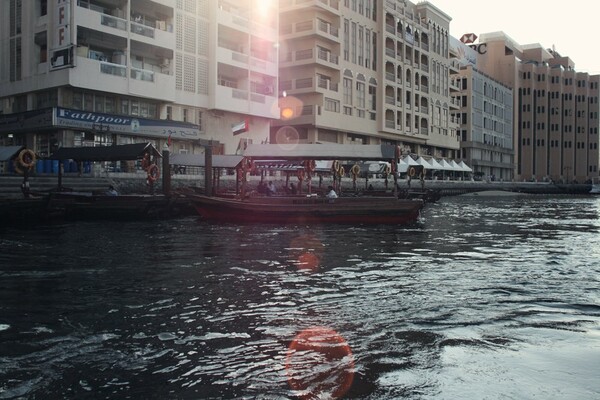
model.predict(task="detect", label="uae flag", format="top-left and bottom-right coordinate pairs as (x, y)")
top-left (232, 118), bottom-right (249, 135)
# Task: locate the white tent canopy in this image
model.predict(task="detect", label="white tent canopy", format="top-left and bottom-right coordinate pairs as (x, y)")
top-left (416, 156), bottom-right (433, 169)
top-left (458, 161), bottom-right (473, 172)
top-left (428, 158), bottom-right (445, 170)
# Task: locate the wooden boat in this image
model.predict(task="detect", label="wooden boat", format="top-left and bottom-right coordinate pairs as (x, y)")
top-left (45, 192), bottom-right (189, 220)
top-left (187, 194), bottom-right (423, 224)
top-left (184, 143), bottom-right (424, 225)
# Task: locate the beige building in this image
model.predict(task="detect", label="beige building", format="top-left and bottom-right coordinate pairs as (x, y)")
top-left (474, 32), bottom-right (600, 182)
top-left (275, 0), bottom-right (460, 160)
top-left (0, 0), bottom-right (279, 157)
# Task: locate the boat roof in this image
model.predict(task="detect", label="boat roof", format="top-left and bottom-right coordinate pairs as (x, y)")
top-left (170, 154), bottom-right (243, 169)
top-left (48, 142), bottom-right (161, 161)
top-left (0, 146), bottom-right (25, 161)
top-left (243, 143), bottom-right (397, 160)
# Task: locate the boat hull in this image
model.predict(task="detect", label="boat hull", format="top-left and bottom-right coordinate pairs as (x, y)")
top-left (187, 194), bottom-right (424, 225)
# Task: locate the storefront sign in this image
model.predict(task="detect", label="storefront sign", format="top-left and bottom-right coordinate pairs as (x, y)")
top-left (54, 108), bottom-right (200, 140)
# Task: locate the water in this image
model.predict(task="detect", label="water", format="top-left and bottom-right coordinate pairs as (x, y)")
top-left (1, 195), bottom-right (599, 399)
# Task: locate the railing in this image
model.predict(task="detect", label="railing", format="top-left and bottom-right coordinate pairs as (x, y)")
top-left (131, 22), bottom-right (154, 38)
top-left (100, 62), bottom-right (126, 77)
top-left (131, 67), bottom-right (154, 82)
top-left (296, 78), bottom-right (313, 89)
top-left (296, 49), bottom-right (313, 60)
top-left (101, 14), bottom-right (127, 31)
top-left (385, 120), bottom-right (395, 129)
top-left (386, 72), bottom-right (395, 82)
top-left (385, 96), bottom-right (395, 105)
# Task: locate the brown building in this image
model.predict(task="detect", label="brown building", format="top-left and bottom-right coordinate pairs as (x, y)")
top-left (474, 32), bottom-right (599, 182)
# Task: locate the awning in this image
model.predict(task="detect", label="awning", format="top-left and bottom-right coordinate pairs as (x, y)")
top-left (0, 146), bottom-right (25, 162)
top-left (48, 143), bottom-right (161, 161)
top-left (401, 155), bottom-right (420, 166)
top-left (170, 153), bottom-right (243, 169)
top-left (243, 143), bottom-right (397, 161)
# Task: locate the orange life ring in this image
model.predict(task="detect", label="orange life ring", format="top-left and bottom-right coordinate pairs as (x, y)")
top-left (351, 164), bottom-right (360, 176)
top-left (17, 149), bottom-right (36, 169)
top-left (408, 166), bottom-right (416, 177)
top-left (13, 160), bottom-right (25, 175)
top-left (420, 168), bottom-right (426, 178)
top-left (385, 164), bottom-right (392, 175)
top-left (147, 164), bottom-right (160, 182)
top-left (141, 153), bottom-right (151, 170)
top-left (297, 168), bottom-right (305, 180)
top-left (337, 166), bottom-right (345, 177)
top-left (305, 159), bottom-right (316, 172)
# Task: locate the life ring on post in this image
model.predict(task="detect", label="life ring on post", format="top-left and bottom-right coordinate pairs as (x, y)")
top-left (385, 164), bottom-right (392, 176)
top-left (305, 159), bottom-right (316, 172)
top-left (408, 166), bottom-right (416, 177)
top-left (17, 149), bottom-right (36, 169)
top-left (147, 164), bottom-right (160, 182)
top-left (391, 159), bottom-right (397, 174)
top-left (351, 164), bottom-right (360, 177)
top-left (141, 153), bottom-right (151, 170)
top-left (331, 160), bottom-right (340, 173)
top-left (420, 168), bottom-right (426, 179)
top-left (337, 166), bottom-right (345, 177)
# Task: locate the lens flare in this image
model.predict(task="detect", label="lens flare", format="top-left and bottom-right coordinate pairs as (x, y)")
top-left (286, 327), bottom-right (355, 399)
top-left (290, 234), bottom-right (325, 272)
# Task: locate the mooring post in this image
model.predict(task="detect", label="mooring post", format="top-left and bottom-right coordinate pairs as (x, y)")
top-left (205, 141), bottom-right (213, 196)
top-left (162, 143), bottom-right (171, 196)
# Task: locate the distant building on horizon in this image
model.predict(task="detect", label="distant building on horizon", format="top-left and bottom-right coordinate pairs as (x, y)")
top-left (471, 31), bottom-right (599, 183)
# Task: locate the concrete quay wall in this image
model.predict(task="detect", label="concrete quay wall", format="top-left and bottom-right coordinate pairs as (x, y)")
top-left (0, 173), bottom-right (593, 199)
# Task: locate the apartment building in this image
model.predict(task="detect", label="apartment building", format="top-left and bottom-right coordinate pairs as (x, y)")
top-left (0, 0), bottom-right (279, 158)
top-left (275, 0), bottom-right (459, 161)
top-left (449, 37), bottom-right (514, 181)
top-left (474, 32), bottom-right (600, 182)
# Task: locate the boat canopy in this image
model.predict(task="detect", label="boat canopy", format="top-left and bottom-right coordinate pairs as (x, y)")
top-left (170, 153), bottom-right (243, 169)
top-left (48, 143), bottom-right (161, 161)
top-left (243, 143), bottom-right (397, 161)
top-left (0, 146), bottom-right (25, 162)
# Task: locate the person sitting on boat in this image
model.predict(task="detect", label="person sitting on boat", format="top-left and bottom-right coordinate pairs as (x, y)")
top-left (326, 186), bottom-right (338, 199)
top-left (267, 181), bottom-right (277, 196)
top-left (257, 181), bottom-right (267, 194)
top-left (106, 185), bottom-right (119, 196)
top-left (288, 182), bottom-right (297, 195)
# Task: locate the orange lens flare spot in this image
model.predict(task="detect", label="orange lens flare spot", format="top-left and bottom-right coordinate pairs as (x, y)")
top-left (286, 327), bottom-right (355, 399)
top-left (297, 252), bottom-right (320, 272)
top-left (281, 107), bottom-right (295, 120)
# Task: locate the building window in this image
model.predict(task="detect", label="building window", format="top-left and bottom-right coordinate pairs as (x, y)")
top-left (198, 111), bottom-right (204, 131)
top-left (343, 78), bottom-right (353, 105)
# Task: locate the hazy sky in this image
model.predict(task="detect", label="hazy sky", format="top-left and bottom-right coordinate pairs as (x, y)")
top-left (429, 0), bottom-right (600, 74)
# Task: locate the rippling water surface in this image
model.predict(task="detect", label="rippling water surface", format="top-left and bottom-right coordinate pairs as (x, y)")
top-left (1, 195), bottom-right (600, 399)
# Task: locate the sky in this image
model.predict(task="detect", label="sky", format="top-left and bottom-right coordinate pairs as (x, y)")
top-left (428, 0), bottom-right (600, 75)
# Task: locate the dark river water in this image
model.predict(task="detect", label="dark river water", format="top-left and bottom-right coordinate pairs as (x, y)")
top-left (1, 195), bottom-right (599, 399)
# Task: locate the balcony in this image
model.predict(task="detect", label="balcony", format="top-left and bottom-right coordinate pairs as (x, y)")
top-left (71, 56), bottom-right (175, 102)
top-left (280, 0), bottom-right (340, 16)
top-left (280, 19), bottom-right (340, 43)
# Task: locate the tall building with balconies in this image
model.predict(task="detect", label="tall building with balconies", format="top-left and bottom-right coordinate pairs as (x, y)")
top-left (0, 0), bottom-right (279, 156)
top-left (474, 32), bottom-right (599, 182)
top-left (275, 0), bottom-right (459, 161)
top-left (449, 37), bottom-right (514, 181)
